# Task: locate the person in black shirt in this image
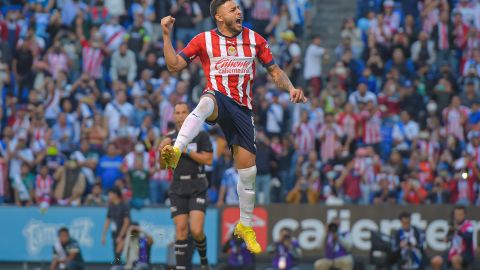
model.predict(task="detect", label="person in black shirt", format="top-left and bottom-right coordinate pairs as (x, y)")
top-left (159, 102), bottom-right (213, 270)
top-left (101, 187), bottom-right (131, 265)
top-left (51, 227), bottom-right (84, 270)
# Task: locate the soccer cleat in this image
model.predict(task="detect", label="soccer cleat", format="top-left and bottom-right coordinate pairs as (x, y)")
top-left (234, 222), bottom-right (262, 254)
top-left (161, 145), bottom-right (181, 169)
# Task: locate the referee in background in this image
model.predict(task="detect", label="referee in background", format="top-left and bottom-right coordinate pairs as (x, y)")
top-left (159, 102), bottom-right (213, 270)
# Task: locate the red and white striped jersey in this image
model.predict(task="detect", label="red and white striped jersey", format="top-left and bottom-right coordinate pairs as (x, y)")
top-left (417, 139), bottom-right (440, 161)
top-left (293, 122), bottom-right (316, 156)
top-left (442, 106), bottom-right (469, 141)
top-left (179, 27), bottom-right (275, 109)
top-left (466, 143), bottom-right (480, 167)
top-left (361, 110), bottom-right (382, 144)
top-left (81, 40), bottom-right (105, 79)
top-left (318, 124), bottom-right (343, 162)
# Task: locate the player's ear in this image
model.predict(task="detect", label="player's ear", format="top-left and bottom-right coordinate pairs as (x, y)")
top-left (215, 13), bottom-right (223, 23)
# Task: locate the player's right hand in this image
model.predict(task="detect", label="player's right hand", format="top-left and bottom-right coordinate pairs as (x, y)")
top-left (161, 16), bottom-right (175, 35)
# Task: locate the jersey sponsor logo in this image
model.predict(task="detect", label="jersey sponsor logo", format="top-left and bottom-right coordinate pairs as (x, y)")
top-left (221, 207), bottom-right (268, 250)
top-left (211, 57), bottom-right (254, 75)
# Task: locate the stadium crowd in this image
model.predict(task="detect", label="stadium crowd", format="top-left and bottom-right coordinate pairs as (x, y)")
top-left (0, 0), bottom-right (479, 212)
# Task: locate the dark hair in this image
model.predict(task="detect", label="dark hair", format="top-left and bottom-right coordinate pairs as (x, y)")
top-left (108, 187), bottom-right (122, 198)
top-left (210, 0), bottom-right (232, 21)
top-left (175, 102), bottom-right (190, 110)
top-left (454, 205), bottom-right (466, 212)
top-left (399, 212), bottom-right (411, 220)
top-left (58, 227), bottom-right (69, 235)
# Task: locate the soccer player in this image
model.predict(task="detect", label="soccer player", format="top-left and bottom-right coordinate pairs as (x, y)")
top-left (160, 0), bottom-right (307, 254)
top-left (159, 102), bottom-right (214, 270)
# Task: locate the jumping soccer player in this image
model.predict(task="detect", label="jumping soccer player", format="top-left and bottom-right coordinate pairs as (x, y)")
top-left (159, 102), bottom-right (213, 270)
top-left (160, 0), bottom-right (307, 254)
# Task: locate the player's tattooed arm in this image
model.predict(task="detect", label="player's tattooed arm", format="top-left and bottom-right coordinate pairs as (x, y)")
top-left (267, 64), bottom-right (295, 92)
top-left (267, 64), bottom-right (307, 103)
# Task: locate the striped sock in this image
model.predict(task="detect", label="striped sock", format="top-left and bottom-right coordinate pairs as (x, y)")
top-left (194, 236), bottom-right (208, 266)
top-left (175, 239), bottom-right (190, 270)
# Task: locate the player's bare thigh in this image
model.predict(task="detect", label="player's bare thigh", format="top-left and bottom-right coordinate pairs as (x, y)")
top-left (232, 145), bottom-right (256, 169)
top-left (201, 93), bottom-right (219, 123)
top-left (173, 214), bottom-right (189, 240)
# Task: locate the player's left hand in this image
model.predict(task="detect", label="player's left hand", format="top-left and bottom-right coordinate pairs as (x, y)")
top-left (289, 88), bottom-right (308, 103)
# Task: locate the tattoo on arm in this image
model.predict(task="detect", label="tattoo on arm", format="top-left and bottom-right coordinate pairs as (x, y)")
top-left (268, 65), bottom-right (294, 92)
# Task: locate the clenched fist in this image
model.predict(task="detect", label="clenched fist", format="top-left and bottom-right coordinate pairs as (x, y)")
top-left (161, 16), bottom-right (175, 36)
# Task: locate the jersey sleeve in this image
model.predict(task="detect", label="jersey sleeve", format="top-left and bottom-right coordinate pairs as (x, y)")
top-left (178, 33), bottom-right (204, 64)
top-left (255, 33), bottom-right (275, 68)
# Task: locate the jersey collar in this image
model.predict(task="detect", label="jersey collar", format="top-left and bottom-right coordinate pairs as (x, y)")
top-left (215, 27), bottom-right (243, 38)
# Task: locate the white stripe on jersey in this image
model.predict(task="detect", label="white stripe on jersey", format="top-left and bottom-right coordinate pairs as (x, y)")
top-left (218, 36), bottom-right (231, 97)
top-left (205, 31), bottom-right (218, 91)
top-left (247, 29), bottom-right (256, 109)
top-left (236, 34), bottom-right (245, 104)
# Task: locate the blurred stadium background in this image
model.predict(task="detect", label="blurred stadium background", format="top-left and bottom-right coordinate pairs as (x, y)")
top-left (0, 0), bottom-right (480, 269)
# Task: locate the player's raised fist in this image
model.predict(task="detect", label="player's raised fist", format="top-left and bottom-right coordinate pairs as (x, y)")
top-left (161, 16), bottom-right (175, 35)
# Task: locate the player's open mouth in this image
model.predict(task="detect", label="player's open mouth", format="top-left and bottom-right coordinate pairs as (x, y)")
top-left (236, 18), bottom-right (242, 26)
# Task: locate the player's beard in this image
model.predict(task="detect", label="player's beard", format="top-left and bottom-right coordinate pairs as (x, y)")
top-left (225, 17), bottom-right (243, 35)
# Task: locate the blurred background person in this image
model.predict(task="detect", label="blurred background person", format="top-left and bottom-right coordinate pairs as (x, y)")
top-left (266, 228), bottom-right (302, 270)
top-left (51, 227), bottom-right (84, 270)
top-left (314, 217), bottom-right (353, 270)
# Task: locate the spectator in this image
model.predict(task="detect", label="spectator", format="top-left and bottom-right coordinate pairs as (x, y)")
top-left (51, 227), bottom-right (84, 270)
top-left (255, 132), bottom-right (275, 205)
top-left (348, 80), bottom-right (377, 111)
top-left (97, 143), bottom-right (123, 190)
top-left (286, 173), bottom-right (319, 204)
top-left (12, 163), bottom-right (35, 206)
top-left (221, 232), bottom-right (255, 270)
top-left (303, 36), bottom-right (326, 96)
top-left (119, 222), bottom-right (154, 270)
top-left (293, 110), bottom-right (316, 156)
top-left (393, 212), bottom-right (426, 270)
top-left (110, 42), bottom-right (137, 88)
top-left (265, 92), bottom-right (284, 138)
top-left (51, 113), bottom-right (75, 155)
top-left (443, 96), bottom-right (470, 142)
top-left (34, 163), bottom-right (54, 211)
top-left (102, 187), bottom-right (131, 265)
top-left (105, 90), bottom-right (134, 136)
top-left (318, 113), bottom-right (343, 162)
top-left (335, 157), bottom-right (362, 204)
top-left (314, 217), bottom-right (353, 270)
top-left (80, 31), bottom-right (108, 81)
top-left (71, 140), bottom-right (99, 185)
top-left (126, 11), bottom-right (151, 59)
top-left (84, 182), bottom-right (107, 206)
top-left (392, 111), bottom-right (419, 154)
top-left (53, 159), bottom-right (86, 206)
top-left (411, 31), bottom-right (436, 67)
top-left (216, 166), bottom-right (240, 207)
top-left (432, 11), bottom-right (454, 68)
top-left (279, 30), bottom-right (302, 85)
top-left (267, 228), bottom-right (301, 270)
top-left (427, 176), bottom-right (451, 204)
top-left (8, 132), bottom-right (34, 186)
top-left (171, 0), bottom-right (203, 44)
top-left (126, 159), bottom-right (150, 209)
top-left (430, 205), bottom-right (474, 270)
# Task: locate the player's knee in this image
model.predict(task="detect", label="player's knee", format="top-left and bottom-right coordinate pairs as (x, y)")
top-left (451, 255), bottom-right (462, 266)
top-left (193, 96), bottom-right (215, 118)
top-left (190, 227), bottom-right (204, 239)
top-left (431, 256), bottom-right (443, 267)
top-left (238, 165), bottom-right (256, 183)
